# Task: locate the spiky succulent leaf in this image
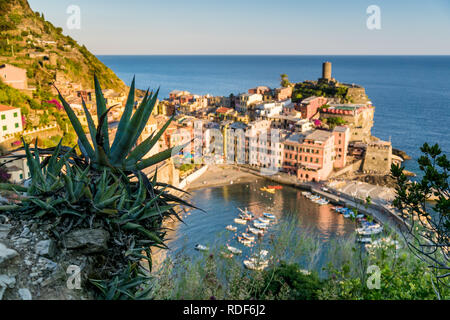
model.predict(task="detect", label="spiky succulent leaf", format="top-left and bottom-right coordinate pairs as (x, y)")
top-left (94, 75), bottom-right (110, 155)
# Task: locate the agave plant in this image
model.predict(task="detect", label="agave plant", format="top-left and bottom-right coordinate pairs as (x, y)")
top-left (0, 76), bottom-right (195, 299)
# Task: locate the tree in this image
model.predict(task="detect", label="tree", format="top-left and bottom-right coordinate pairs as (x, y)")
top-left (391, 143), bottom-right (449, 299)
top-left (280, 74), bottom-right (290, 88)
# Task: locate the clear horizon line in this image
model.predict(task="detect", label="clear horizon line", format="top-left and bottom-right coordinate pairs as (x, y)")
top-left (95, 53), bottom-right (450, 56)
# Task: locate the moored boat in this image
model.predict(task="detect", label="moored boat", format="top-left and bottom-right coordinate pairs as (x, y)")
top-left (195, 244), bottom-right (209, 252)
top-left (226, 245), bottom-right (242, 255)
top-left (234, 218), bottom-right (247, 225)
top-left (226, 225), bottom-right (237, 232)
top-left (242, 233), bottom-right (255, 241)
top-left (263, 213), bottom-right (276, 220)
top-left (248, 226), bottom-right (264, 235)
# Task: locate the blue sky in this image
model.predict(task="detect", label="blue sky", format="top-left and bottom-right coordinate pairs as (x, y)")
top-left (28, 0), bottom-right (450, 55)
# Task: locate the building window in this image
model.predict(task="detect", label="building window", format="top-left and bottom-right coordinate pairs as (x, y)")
top-left (15, 123), bottom-right (19, 128)
top-left (13, 112), bottom-right (18, 118)
top-left (1, 115), bottom-right (5, 120)
top-left (20, 174), bottom-right (23, 179)
top-left (2, 125), bottom-right (6, 131)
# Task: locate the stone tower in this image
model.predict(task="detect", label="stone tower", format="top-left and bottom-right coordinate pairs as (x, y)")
top-left (322, 62), bottom-right (332, 81)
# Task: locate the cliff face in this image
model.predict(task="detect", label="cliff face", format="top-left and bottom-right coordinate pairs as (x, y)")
top-left (0, 0), bottom-right (126, 93)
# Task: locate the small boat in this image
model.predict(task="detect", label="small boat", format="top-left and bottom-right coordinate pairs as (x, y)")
top-left (260, 187), bottom-right (275, 194)
top-left (263, 213), bottom-right (276, 220)
top-left (242, 233), bottom-right (255, 241)
top-left (302, 191), bottom-right (311, 197)
top-left (248, 226), bottom-right (264, 235)
top-left (268, 185), bottom-right (283, 190)
top-left (238, 237), bottom-right (253, 246)
top-left (194, 244), bottom-right (209, 252)
top-left (356, 225), bottom-right (383, 236)
top-left (226, 225), bottom-right (237, 232)
top-left (234, 218), bottom-right (247, 225)
top-left (258, 217), bottom-right (271, 224)
top-left (357, 237), bottom-right (372, 243)
top-left (243, 259), bottom-right (268, 271)
top-left (253, 221), bottom-right (269, 230)
top-left (227, 245), bottom-right (242, 255)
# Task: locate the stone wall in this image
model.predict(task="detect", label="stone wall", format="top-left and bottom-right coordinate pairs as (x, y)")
top-left (362, 141), bottom-right (392, 174)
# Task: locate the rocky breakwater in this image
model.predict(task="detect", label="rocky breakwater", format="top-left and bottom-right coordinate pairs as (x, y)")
top-left (0, 214), bottom-right (109, 300)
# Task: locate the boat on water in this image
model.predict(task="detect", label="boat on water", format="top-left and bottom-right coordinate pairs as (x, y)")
top-left (243, 259), bottom-right (268, 271)
top-left (263, 213), bottom-right (276, 220)
top-left (226, 225), bottom-right (237, 232)
top-left (238, 237), bottom-right (253, 246)
top-left (234, 218), bottom-right (247, 225)
top-left (258, 217), bottom-right (271, 224)
top-left (239, 213), bottom-right (253, 221)
top-left (302, 191), bottom-right (311, 197)
top-left (226, 245), bottom-right (242, 255)
top-left (268, 185), bottom-right (283, 190)
top-left (242, 233), bottom-right (255, 241)
top-left (253, 221), bottom-right (269, 230)
top-left (195, 244), bottom-right (209, 252)
top-left (356, 224), bottom-right (383, 236)
top-left (248, 226), bottom-right (264, 235)
top-left (314, 198), bottom-right (329, 205)
top-left (260, 187), bottom-right (276, 194)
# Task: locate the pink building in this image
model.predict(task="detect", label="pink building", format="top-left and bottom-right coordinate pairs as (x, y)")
top-left (333, 126), bottom-right (350, 169)
top-left (0, 64), bottom-right (28, 90)
top-left (298, 96), bottom-right (328, 119)
top-left (296, 130), bottom-right (334, 182)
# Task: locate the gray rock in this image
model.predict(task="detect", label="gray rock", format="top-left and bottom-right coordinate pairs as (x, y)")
top-left (18, 288), bottom-right (32, 300)
top-left (35, 239), bottom-right (56, 258)
top-left (38, 257), bottom-right (58, 272)
top-left (14, 238), bottom-right (30, 246)
top-left (0, 275), bottom-right (16, 300)
top-left (63, 229), bottom-right (110, 254)
top-left (20, 226), bottom-right (30, 238)
top-left (0, 243), bottom-right (18, 265)
top-left (0, 224), bottom-right (12, 240)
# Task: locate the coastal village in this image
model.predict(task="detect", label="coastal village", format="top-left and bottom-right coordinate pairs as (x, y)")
top-left (0, 61), bottom-right (403, 191)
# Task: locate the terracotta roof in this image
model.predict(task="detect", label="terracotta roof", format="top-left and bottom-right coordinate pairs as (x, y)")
top-left (0, 105), bottom-right (19, 112)
top-left (216, 107), bottom-right (232, 114)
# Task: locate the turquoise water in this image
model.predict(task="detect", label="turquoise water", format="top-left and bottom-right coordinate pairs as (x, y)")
top-left (98, 55), bottom-right (450, 175)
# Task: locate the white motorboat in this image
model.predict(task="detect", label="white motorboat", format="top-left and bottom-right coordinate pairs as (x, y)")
top-left (226, 225), bottom-right (237, 232)
top-left (242, 233), bottom-right (255, 241)
top-left (356, 225), bottom-right (383, 236)
top-left (248, 227), bottom-right (264, 235)
top-left (234, 218), bottom-right (247, 225)
top-left (258, 217), bottom-right (271, 224)
top-left (238, 237), bottom-right (253, 246)
top-left (194, 244), bottom-right (209, 252)
top-left (253, 221), bottom-right (268, 230)
top-left (243, 259), bottom-right (269, 271)
top-left (226, 245), bottom-right (242, 255)
top-left (263, 213), bottom-right (276, 220)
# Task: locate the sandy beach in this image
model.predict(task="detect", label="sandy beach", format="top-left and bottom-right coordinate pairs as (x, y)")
top-left (186, 164), bottom-right (261, 191)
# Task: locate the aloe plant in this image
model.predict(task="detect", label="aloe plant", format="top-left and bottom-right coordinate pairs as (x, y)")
top-left (0, 76), bottom-right (196, 299)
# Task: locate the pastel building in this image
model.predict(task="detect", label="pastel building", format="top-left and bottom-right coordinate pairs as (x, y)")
top-left (0, 105), bottom-right (23, 139)
top-left (0, 64), bottom-right (28, 90)
top-left (283, 130), bottom-right (335, 182)
top-left (333, 126), bottom-right (350, 169)
top-left (298, 96), bottom-right (328, 119)
top-left (237, 93), bottom-right (263, 113)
